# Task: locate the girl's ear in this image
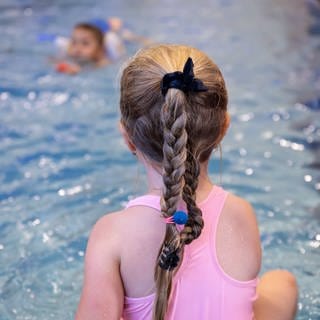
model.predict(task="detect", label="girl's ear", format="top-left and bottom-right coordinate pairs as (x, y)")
top-left (119, 122), bottom-right (136, 154)
top-left (224, 112), bottom-right (231, 134)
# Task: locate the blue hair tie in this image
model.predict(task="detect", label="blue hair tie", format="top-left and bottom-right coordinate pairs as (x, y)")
top-left (164, 210), bottom-right (188, 225)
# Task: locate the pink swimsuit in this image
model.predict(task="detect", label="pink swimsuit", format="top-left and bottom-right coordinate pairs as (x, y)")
top-left (122, 185), bottom-right (258, 320)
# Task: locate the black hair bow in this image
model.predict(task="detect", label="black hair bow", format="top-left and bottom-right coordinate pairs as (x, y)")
top-left (161, 57), bottom-right (208, 96)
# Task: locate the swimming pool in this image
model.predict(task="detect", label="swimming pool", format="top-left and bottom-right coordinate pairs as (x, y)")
top-left (0, 0), bottom-right (319, 319)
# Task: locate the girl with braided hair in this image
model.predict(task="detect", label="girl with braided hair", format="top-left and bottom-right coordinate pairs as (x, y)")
top-left (76, 44), bottom-right (298, 320)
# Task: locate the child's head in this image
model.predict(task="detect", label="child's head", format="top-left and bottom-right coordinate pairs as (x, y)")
top-left (68, 23), bottom-right (105, 63)
top-left (119, 44), bottom-right (228, 319)
top-left (120, 44), bottom-right (228, 164)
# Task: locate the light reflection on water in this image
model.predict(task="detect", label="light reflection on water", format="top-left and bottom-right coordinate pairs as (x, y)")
top-left (0, 0), bottom-right (319, 319)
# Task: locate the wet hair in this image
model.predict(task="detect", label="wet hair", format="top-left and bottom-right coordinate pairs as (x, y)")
top-left (74, 23), bottom-right (105, 50)
top-left (120, 44), bottom-right (228, 320)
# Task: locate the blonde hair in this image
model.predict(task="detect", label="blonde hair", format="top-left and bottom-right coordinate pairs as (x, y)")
top-left (120, 44), bottom-right (228, 320)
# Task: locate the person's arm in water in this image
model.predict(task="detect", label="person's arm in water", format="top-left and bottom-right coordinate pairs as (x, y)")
top-left (47, 56), bottom-right (82, 75)
top-left (55, 62), bottom-right (81, 75)
top-left (120, 28), bottom-right (152, 46)
top-left (107, 16), bottom-right (152, 46)
top-left (75, 213), bottom-right (124, 320)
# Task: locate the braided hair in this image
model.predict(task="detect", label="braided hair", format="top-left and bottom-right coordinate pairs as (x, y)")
top-left (119, 44), bottom-right (228, 320)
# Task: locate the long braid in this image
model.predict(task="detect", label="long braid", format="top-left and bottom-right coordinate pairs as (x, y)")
top-left (153, 90), bottom-right (188, 320)
top-left (181, 150), bottom-right (204, 244)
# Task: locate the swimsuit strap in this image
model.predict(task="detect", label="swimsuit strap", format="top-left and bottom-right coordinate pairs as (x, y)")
top-left (125, 194), bottom-right (161, 211)
top-left (125, 185), bottom-right (219, 213)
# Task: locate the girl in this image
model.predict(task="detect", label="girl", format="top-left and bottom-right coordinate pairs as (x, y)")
top-left (53, 19), bottom-right (150, 75)
top-left (54, 23), bottom-right (109, 75)
top-left (75, 44), bottom-right (298, 319)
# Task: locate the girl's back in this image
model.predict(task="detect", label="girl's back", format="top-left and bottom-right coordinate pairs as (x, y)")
top-left (116, 184), bottom-right (260, 319)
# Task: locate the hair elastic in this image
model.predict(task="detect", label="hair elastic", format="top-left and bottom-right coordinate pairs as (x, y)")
top-left (161, 57), bottom-right (208, 96)
top-left (158, 244), bottom-right (180, 270)
top-left (164, 210), bottom-right (188, 225)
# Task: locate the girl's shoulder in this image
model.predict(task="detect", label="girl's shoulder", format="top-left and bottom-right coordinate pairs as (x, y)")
top-left (86, 210), bottom-right (124, 259)
top-left (88, 204), bottom-right (162, 251)
top-left (216, 192), bottom-right (262, 281)
top-left (223, 192), bottom-right (257, 225)
top-left (83, 209), bottom-right (135, 280)
top-left (88, 208), bottom-right (131, 245)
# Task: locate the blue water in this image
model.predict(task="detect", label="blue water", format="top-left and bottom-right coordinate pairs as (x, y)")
top-left (0, 0), bottom-right (319, 319)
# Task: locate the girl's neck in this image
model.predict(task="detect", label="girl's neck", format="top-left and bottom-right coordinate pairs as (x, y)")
top-left (145, 161), bottom-right (214, 203)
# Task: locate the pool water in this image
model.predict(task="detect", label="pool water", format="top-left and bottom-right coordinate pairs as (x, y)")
top-left (0, 0), bottom-right (319, 319)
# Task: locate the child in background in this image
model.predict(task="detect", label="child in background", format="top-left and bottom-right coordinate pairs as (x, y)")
top-left (75, 44), bottom-right (298, 319)
top-left (53, 18), bottom-right (150, 74)
top-left (55, 23), bottom-right (108, 74)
